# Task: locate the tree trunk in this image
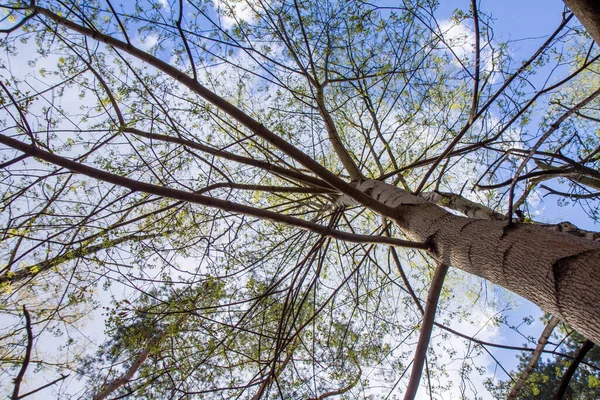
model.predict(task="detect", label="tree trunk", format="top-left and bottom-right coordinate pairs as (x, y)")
top-left (354, 180), bottom-right (600, 343)
top-left (565, 0), bottom-right (600, 47)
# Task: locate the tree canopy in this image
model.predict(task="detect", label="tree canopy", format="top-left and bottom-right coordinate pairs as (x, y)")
top-left (0, 0), bottom-right (599, 399)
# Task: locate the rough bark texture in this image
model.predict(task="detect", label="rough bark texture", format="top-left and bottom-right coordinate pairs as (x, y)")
top-left (565, 0), bottom-right (600, 47)
top-left (420, 191), bottom-right (505, 220)
top-left (355, 180), bottom-right (600, 343)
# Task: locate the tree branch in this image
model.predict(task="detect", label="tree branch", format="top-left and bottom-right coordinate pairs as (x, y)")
top-left (508, 316), bottom-right (560, 399)
top-left (403, 263), bottom-right (449, 400)
top-left (12, 305), bottom-right (33, 400)
top-left (92, 347), bottom-right (152, 400)
top-left (0, 133), bottom-right (428, 250)
top-left (554, 339), bottom-right (595, 400)
top-left (308, 363), bottom-right (362, 400)
top-left (15, 374), bottom-right (69, 400)
top-left (35, 5), bottom-right (396, 217)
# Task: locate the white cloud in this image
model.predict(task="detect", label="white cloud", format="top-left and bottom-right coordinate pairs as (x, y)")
top-left (439, 20), bottom-right (474, 62)
top-left (158, 0), bottom-right (170, 9)
top-left (438, 20), bottom-right (496, 80)
top-left (134, 33), bottom-right (158, 50)
top-left (216, 0), bottom-right (259, 29)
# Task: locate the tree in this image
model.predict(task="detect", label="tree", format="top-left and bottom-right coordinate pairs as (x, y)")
top-left (0, 0), bottom-right (599, 398)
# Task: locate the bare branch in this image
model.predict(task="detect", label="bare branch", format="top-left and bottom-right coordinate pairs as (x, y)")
top-left (16, 375), bottom-right (69, 400)
top-left (11, 305), bottom-right (33, 400)
top-left (403, 263), bottom-right (449, 400)
top-left (508, 316), bottom-right (560, 399)
top-left (0, 133), bottom-right (428, 250)
top-left (92, 347), bottom-right (152, 400)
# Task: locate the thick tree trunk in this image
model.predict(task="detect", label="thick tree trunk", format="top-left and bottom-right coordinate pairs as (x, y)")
top-left (355, 180), bottom-right (600, 343)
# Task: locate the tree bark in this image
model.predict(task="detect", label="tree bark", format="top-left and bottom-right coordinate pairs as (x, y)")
top-left (564, 0), bottom-right (600, 47)
top-left (353, 180), bottom-right (600, 343)
top-left (420, 191), bottom-right (505, 220)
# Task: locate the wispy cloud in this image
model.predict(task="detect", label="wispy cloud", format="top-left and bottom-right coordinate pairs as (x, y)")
top-left (158, 0), bottom-right (170, 10)
top-left (215, 0), bottom-right (259, 29)
top-left (437, 19), bottom-right (497, 79)
top-left (134, 33), bottom-right (158, 50)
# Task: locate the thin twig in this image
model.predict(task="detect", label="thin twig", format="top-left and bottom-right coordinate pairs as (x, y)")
top-left (16, 374), bottom-right (69, 399)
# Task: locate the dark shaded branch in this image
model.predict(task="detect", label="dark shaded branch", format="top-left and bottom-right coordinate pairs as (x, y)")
top-left (554, 339), bottom-right (595, 400)
top-left (0, 154), bottom-right (29, 169)
top-left (11, 305), bottom-right (33, 400)
top-left (92, 347), bottom-right (152, 400)
top-left (176, 0), bottom-right (197, 81)
top-left (308, 363), bottom-right (362, 400)
top-left (468, 0), bottom-right (480, 125)
top-left (0, 8), bottom-right (38, 34)
top-left (105, 0), bottom-right (130, 45)
top-left (16, 375), bottom-right (69, 400)
top-left (541, 185), bottom-right (600, 199)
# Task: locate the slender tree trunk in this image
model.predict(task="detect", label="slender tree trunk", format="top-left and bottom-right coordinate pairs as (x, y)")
top-left (92, 346), bottom-right (151, 400)
top-left (350, 180), bottom-right (600, 343)
top-left (508, 316), bottom-right (560, 399)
